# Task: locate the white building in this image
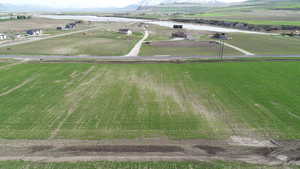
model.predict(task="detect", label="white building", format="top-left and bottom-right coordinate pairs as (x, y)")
top-left (0, 34), bottom-right (7, 40)
top-left (16, 34), bottom-right (22, 39)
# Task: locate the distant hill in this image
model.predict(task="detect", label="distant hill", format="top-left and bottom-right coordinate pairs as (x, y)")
top-left (138, 0), bottom-right (223, 6)
top-left (137, 0), bottom-right (226, 13)
top-left (240, 0), bottom-right (300, 9)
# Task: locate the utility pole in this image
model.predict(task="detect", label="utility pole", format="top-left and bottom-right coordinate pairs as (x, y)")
top-left (218, 39), bottom-right (225, 61)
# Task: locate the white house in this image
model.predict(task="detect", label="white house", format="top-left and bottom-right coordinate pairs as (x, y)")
top-left (0, 34), bottom-right (7, 40)
top-left (16, 34), bottom-right (22, 39)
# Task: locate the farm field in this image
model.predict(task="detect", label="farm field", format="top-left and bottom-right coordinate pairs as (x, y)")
top-left (227, 33), bottom-right (300, 55)
top-left (1, 61), bottom-right (300, 139)
top-left (186, 10), bottom-right (300, 22)
top-left (0, 17), bottom-right (74, 32)
top-left (0, 160), bottom-right (294, 169)
top-left (0, 30), bottom-right (143, 56)
top-left (223, 19), bottom-right (300, 26)
top-left (142, 25), bottom-right (241, 56)
top-left (140, 40), bottom-right (242, 56)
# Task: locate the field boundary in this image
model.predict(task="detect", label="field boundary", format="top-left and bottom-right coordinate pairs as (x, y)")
top-left (0, 138), bottom-right (299, 165)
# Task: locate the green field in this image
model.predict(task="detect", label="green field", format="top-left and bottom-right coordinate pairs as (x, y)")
top-left (227, 33), bottom-right (300, 55)
top-left (0, 30), bottom-right (142, 56)
top-left (1, 61), bottom-right (300, 139)
top-left (223, 19), bottom-right (300, 26)
top-left (0, 160), bottom-right (293, 169)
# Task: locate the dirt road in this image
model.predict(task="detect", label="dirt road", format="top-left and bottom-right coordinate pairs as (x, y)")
top-left (218, 41), bottom-right (255, 56)
top-left (125, 30), bottom-right (149, 57)
top-left (0, 137), bottom-right (299, 165)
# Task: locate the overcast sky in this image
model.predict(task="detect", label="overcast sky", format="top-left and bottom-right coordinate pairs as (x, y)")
top-left (0, 0), bottom-right (246, 8)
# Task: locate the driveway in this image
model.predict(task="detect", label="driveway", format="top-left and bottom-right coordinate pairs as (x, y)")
top-left (125, 30), bottom-right (149, 57)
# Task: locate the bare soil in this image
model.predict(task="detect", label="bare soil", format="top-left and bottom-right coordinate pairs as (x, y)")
top-left (0, 137), bottom-right (300, 166)
top-left (149, 41), bottom-right (217, 47)
top-left (0, 18), bottom-right (72, 32)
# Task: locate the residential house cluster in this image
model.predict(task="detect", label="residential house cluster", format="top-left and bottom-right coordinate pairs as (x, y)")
top-left (57, 21), bottom-right (82, 31)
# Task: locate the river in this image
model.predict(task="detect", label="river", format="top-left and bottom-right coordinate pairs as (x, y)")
top-left (40, 15), bottom-right (269, 34)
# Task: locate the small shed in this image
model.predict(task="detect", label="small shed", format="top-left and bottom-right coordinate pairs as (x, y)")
top-left (119, 29), bottom-right (132, 35)
top-left (171, 31), bottom-right (187, 38)
top-left (212, 33), bottom-right (229, 40)
top-left (26, 29), bottom-right (42, 36)
top-left (173, 25), bottom-right (183, 29)
top-left (0, 34), bottom-right (7, 40)
top-left (56, 26), bottom-right (63, 30)
top-left (15, 34), bottom-right (22, 39)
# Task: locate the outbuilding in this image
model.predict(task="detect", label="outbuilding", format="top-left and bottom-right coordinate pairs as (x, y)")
top-left (212, 33), bottom-right (229, 40)
top-left (56, 26), bottom-right (63, 30)
top-left (119, 29), bottom-right (132, 35)
top-left (173, 25), bottom-right (183, 29)
top-left (171, 31), bottom-right (187, 38)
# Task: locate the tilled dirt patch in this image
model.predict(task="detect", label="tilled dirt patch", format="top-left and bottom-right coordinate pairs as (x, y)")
top-left (57, 145), bottom-right (184, 153)
top-left (149, 41), bottom-right (217, 47)
top-left (0, 138), bottom-right (300, 166)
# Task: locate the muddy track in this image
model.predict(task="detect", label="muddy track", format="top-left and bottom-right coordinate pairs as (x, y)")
top-left (0, 138), bottom-right (300, 165)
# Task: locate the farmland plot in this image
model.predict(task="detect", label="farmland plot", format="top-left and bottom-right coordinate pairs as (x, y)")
top-left (0, 30), bottom-right (143, 56)
top-left (227, 33), bottom-right (300, 55)
top-left (0, 61), bottom-right (300, 140)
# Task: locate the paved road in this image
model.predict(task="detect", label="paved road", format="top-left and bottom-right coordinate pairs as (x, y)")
top-left (0, 27), bottom-right (101, 49)
top-left (1, 54), bottom-right (300, 61)
top-left (125, 30), bottom-right (149, 57)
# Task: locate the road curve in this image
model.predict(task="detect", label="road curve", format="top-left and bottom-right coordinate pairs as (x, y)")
top-left (125, 30), bottom-right (149, 57)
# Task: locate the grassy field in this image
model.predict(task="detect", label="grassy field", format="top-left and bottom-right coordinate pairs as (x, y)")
top-left (0, 17), bottom-right (73, 32)
top-left (227, 33), bottom-right (300, 55)
top-left (226, 19), bottom-right (300, 26)
top-left (142, 25), bottom-right (241, 57)
top-left (0, 160), bottom-right (293, 169)
top-left (178, 1), bottom-right (300, 26)
top-left (0, 30), bottom-right (142, 56)
top-left (140, 41), bottom-right (242, 56)
top-left (1, 61), bottom-right (300, 139)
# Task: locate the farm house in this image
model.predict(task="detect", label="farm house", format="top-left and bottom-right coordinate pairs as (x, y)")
top-left (0, 34), bottom-right (7, 40)
top-left (26, 29), bottom-right (43, 36)
top-left (65, 23), bottom-right (77, 30)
